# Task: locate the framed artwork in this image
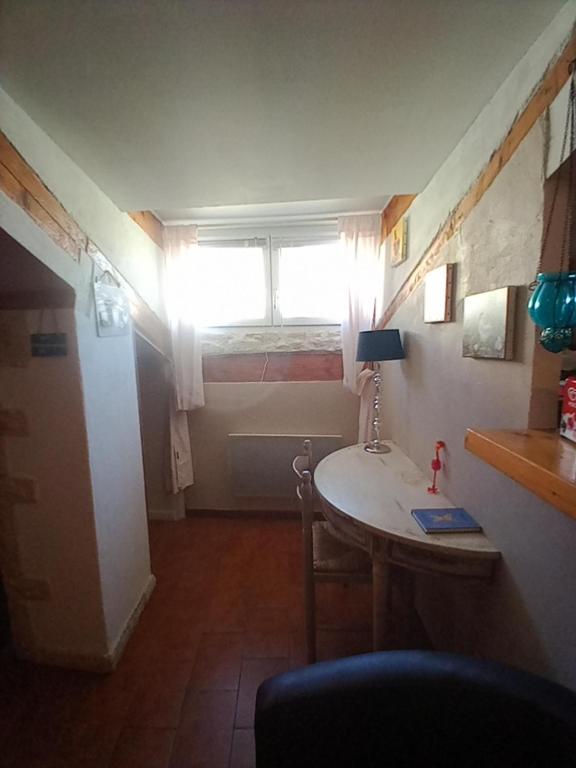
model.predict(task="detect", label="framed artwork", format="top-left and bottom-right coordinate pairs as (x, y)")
top-left (424, 263), bottom-right (455, 323)
top-left (390, 218), bottom-right (407, 267)
top-left (462, 286), bottom-right (516, 360)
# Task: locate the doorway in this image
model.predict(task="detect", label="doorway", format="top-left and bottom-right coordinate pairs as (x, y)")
top-left (0, 226), bottom-right (78, 657)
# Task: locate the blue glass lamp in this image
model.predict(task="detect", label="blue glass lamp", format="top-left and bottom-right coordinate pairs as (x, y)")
top-left (527, 63), bottom-right (576, 352)
top-left (356, 329), bottom-right (405, 454)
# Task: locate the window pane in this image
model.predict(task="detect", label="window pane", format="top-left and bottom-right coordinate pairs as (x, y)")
top-left (190, 245), bottom-right (268, 326)
top-left (278, 242), bottom-right (344, 322)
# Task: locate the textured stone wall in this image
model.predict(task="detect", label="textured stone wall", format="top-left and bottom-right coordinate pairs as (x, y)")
top-left (201, 326), bottom-right (341, 356)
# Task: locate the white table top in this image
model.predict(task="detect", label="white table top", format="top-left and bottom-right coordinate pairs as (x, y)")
top-left (314, 443), bottom-right (499, 559)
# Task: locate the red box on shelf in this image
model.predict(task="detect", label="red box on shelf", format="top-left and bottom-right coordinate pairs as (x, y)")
top-left (560, 377), bottom-right (576, 443)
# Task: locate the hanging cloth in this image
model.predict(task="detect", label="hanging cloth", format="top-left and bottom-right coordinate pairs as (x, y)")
top-left (163, 225), bottom-right (205, 491)
top-left (338, 214), bottom-right (384, 395)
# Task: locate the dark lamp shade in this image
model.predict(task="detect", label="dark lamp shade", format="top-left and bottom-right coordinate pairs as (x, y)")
top-left (356, 329), bottom-right (405, 362)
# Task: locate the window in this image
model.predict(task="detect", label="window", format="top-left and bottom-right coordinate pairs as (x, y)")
top-left (189, 238), bottom-right (270, 327)
top-left (192, 225), bottom-right (345, 328)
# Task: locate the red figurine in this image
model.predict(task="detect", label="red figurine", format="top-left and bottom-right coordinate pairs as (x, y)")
top-left (427, 441), bottom-right (445, 494)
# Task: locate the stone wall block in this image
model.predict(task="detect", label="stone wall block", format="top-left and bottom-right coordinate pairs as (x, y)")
top-left (0, 409), bottom-right (28, 437)
top-left (0, 477), bottom-right (38, 505)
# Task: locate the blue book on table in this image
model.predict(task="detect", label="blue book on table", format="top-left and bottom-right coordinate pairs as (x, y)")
top-left (411, 508), bottom-right (482, 534)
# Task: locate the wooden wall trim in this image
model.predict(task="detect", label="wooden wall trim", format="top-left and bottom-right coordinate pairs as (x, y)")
top-left (0, 134), bottom-right (86, 261)
top-left (129, 210), bottom-right (165, 250)
top-left (378, 31), bottom-right (576, 329)
top-left (0, 130), bottom-right (171, 358)
top-left (380, 195), bottom-right (417, 242)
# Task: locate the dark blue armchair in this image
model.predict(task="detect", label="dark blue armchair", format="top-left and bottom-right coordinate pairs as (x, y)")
top-left (255, 651), bottom-right (576, 767)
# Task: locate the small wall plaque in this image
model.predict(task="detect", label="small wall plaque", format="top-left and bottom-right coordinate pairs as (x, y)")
top-left (30, 333), bottom-right (68, 357)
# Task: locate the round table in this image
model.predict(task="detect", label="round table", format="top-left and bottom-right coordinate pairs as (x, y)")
top-left (314, 443), bottom-right (500, 650)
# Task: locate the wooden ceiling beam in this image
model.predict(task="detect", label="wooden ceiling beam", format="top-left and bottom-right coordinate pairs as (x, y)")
top-left (128, 210), bottom-right (165, 250)
top-left (380, 195), bottom-right (417, 242)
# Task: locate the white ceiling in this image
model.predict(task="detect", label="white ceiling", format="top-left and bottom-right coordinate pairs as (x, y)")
top-left (0, 1), bottom-right (568, 218)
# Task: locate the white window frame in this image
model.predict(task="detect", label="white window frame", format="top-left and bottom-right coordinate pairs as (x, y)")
top-left (195, 236), bottom-right (273, 327)
top-left (197, 222), bottom-right (341, 328)
top-left (270, 234), bottom-right (342, 326)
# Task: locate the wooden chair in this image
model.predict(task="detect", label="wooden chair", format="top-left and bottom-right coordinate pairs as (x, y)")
top-left (293, 440), bottom-right (371, 664)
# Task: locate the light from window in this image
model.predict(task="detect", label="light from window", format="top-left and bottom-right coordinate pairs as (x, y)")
top-left (276, 242), bottom-right (344, 324)
top-left (191, 227), bottom-right (345, 327)
top-left (189, 244), bottom-right (269, 327)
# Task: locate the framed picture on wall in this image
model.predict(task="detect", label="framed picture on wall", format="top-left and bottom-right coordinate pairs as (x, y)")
top-left (390, 218), bottom-right (408, 267)
top-left (462, 286), bottom-right (516, 360)
top-left (424, 264), bottom-right (455, 323)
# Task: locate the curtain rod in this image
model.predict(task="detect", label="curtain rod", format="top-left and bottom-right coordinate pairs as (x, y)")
top-left (162, 209), bottom-right (382, 228)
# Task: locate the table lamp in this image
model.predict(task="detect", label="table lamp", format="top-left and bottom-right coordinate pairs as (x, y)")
top-left (356, 329), bottom-right (405, 454)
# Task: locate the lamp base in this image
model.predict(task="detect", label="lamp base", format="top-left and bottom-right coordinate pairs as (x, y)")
top-left (364, 442), bottom-right (391, 454)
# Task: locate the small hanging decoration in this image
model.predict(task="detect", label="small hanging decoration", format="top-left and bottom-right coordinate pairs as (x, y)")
top-left (528, 60), bottom-right (576, 353)
top-left (93, 270), bottom-right (130, 338)
top-left (427, 440), bottom-right (445, 495)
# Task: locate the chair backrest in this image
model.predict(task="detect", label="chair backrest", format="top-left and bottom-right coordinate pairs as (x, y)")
top-left (293, 440), bottom-right (314, 528)
top-left (292, 438), bottom-right (312, 480)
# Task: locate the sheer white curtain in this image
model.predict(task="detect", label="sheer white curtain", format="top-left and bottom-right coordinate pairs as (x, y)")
top-left (164, 225), bottom-right (205, 491)
top-left (338, 214), bottom-right (385, 441)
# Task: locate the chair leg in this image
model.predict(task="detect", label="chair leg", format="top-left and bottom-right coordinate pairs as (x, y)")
top-left (305, 578), bottom-right (316, 664)
top-left (305, 579), bottom-right (316, 664)
top-left (303, 529), bottom-right (316, 664)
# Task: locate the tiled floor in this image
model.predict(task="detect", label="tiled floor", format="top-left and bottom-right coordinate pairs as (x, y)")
top-left (0, 517), bottom-right (376, 768)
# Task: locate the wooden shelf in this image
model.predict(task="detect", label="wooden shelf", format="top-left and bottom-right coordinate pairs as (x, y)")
top-left (465, 429), bottom-right (576, 520)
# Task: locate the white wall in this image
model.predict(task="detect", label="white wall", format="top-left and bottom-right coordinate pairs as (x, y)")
top-left (186, 381), bottom-right (359, 511)
top-left (0, 144), bottom-right (153, 665)
top-left (0, 308), bottom-right (108, 659)
top-left (379, 17), bottom-right (576, 688)
top-left (0, 86), bottom-right (165, 321)
top-left (75, 260), bottom-right (152, 650)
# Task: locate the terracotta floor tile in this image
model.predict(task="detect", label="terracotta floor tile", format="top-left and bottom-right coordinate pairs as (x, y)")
top-left (0, 517), bottom-right (424, 768)
top-left (207, 586), bottom-right (250, 632)
top-left (127, 662), bottom-right (193, 728)
top-left (230, 729), bottom-right (256, 768)
top-left (170, 689), bottom-right (236, 768)
top-left (53, 719), bottom-right (126, 768)
top-left (235, 658), bottom-right (289, 729)
top-left (123, 616), bottom-right (201, 665)
top-left (242, 630), bottom-right (293, 659)
top-left (109, 727), bottom-right (175, 768)
top-left (189, 632), bottom-right (244, 690)
top-left (246, 604), bottom-right (298, 633)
